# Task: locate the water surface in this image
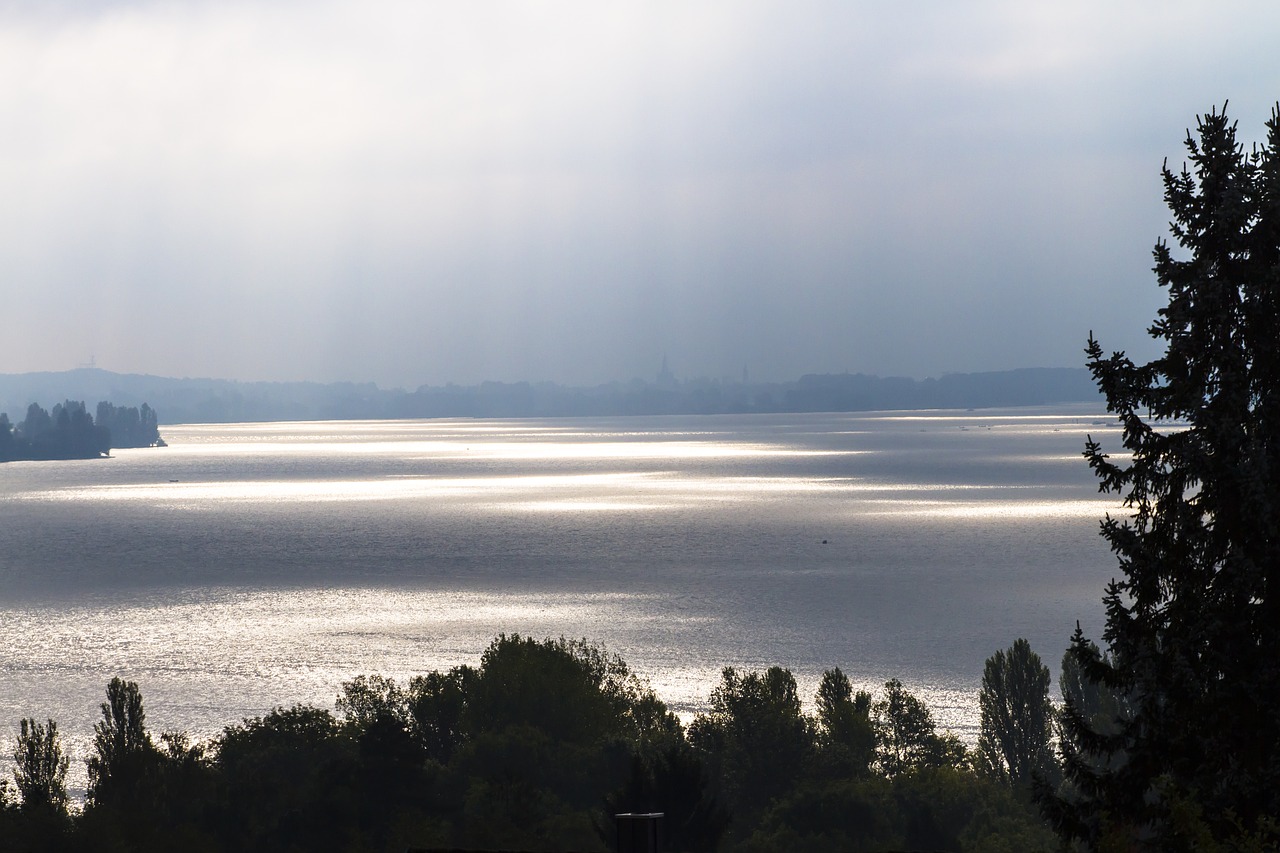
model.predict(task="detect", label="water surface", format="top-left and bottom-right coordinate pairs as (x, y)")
top-left (0, 405), bottom-right (1124, 789)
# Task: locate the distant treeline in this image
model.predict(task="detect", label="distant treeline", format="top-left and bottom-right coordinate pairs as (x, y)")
top-left (0, 400), bottom-right (163, 462)
top-left (93, 402), bottom-right (163, 449)
top-left (0, 367), bottom-right (1100, 425)
top-left (0, 634), bottom-right (1110, 852)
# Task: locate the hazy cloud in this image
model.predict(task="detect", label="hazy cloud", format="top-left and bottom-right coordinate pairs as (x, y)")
top-left (2, 0), bottom-right (1278, 386)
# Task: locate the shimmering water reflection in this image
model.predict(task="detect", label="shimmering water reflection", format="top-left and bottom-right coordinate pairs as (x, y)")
top-left (1, 405), bottom-right (1124, 793)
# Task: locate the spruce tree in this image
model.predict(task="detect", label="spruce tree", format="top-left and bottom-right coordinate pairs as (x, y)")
top-left (1050, 104), bottom-right (1280, 849)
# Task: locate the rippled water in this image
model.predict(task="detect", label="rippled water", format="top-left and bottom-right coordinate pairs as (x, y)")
top-left (0, 405), bottom-right (1123, 791)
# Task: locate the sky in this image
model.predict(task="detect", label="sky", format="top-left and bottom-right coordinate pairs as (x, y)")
top-left (1, 1), bottom-right (1278, 389)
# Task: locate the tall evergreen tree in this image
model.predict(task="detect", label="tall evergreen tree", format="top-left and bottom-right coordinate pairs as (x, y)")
top-left (1050, 104), bottom-right (1280, 849)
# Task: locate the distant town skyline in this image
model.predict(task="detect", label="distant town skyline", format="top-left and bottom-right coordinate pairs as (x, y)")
top-left (2, 1), bottom-right (1278, 388)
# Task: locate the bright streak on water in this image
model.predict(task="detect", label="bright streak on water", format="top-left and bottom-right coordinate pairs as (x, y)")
top-left (861, 499), bottom-right (1121, 519)
top-left (0, 405), bottom-right (1126, 795)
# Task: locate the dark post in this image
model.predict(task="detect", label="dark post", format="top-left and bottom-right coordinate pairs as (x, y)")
top-left (615, 812), bottom-right (663, 853)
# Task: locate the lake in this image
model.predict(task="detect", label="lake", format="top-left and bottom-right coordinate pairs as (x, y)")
top-left (0, 404), bottom-right (1123, 791)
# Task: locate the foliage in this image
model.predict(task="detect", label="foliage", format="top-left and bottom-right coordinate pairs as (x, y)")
top-left (874, 678), bottom-right (967, 777)
top-left (742, 776), bottom-right (901, 853)
top-left (213, 705), bottom-right (365, 853)
top-left (87, 677), bottom-right (159, 808)
top-left (0, 400), bottom-right (109, 461)
top-left (1057, 628), bottom-right (1129, 740)
top-left (688, 665), bottom-right (813, 829)
top-left (1051, 104), bottom-right (1280, 850)
top-left (601, 742), bottom-right (729, 852)
top-left (407, 667), bottom-right (472, 763)
top-left (446, 635), bottom-right (679, 848)
top-left (892, 767), bottom-right (1057, 853)
top-left (812, 667), bottom-right (876, 779)
top-left (745, 768), bottom-right (1056, 853)
top-left (977, 638), bottom-right (1056, 790)
top-left (1, 638), bottom-right (1066, 852)
top-left (1056, 626), bottom-right (1132, 794)
top-left (94, 401), bottom-right (162, 448)
top-left (466, 634), bottom-right (676, 750)
top-left (0, 399), bottom-right (163, 461)
top-left (12, 719), bottom-right (69, 815)
top-left (336, 673), bottom-right (408, 732)
top-left (3, 734), bottom-right (72, 853)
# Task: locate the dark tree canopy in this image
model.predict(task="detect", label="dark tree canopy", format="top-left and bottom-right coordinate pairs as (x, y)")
top-left (95, 401), bottom-right (162, 448)
top-left (813, 667), bottom-right (876, 779)
top-left (0, 400), bottom-right (109, 461)
top-left (1051, 104), bottom-right (1280, 849)
top-left (11, 719), bottom-right (69, 816)
top-left (687, 666), bottom-right (814, 830)
top-left (87, 678), bottom-right (159, 809)
top-left (0, 399), bottom-right (163, 461)
top-left (977, 639), bottom-right (1055, 790)
top-left (872, 678), bottom-right (966, 777)
top-left (1, 638), bottom-right (1064, 853)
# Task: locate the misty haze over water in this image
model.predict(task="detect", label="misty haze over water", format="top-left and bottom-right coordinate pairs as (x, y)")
top-left (0, 365), bottom-right (1101, 426)
top-left (0, 405), bottom-right (1121, 793)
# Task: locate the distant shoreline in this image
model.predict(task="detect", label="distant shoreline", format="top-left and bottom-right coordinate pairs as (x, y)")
top-left (0, 367), bottom-right (1102, 427)
top-left (0, 399), bottom-right (165, 463)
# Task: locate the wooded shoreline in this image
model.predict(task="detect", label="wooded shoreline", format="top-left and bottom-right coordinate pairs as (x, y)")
top-left (0, 400), bottom-right (163, 463)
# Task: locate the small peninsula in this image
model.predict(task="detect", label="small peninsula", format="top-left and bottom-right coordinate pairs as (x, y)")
top-left (0, 400), bottom-right (164, 462)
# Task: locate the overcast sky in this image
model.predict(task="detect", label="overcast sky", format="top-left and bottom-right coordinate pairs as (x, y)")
top-left (1, 1), bottom-right (1277, 388)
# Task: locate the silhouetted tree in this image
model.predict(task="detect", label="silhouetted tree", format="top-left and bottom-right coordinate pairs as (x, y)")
top-left (813, 667), bottom-right (876, 779)
top-left (1057, 626), bottom-right (1129, 742)
top-left (688, 666), bottom-right (813, 827)
top-left (95, 401), bottom-right (163, 448)
top-left (873, 679), bottom-right (966, 777)
top-left (0, 638), bottom-right (1073, 851)
top-left (743, 776), bottom-right (901, 853)
top-left (19, 403), bottom-right (52, 439)
top-left (407, 667), bottom-right (472, 764)
top-left (5, 718), bottom-right (74, 853)
top-left (465, 634), bottom-right (672, 748)
top-left (890, 766), bottom-right (1057, 853)
top-left (11, 400), bottom-right (108, 459)
top-left (443, 636), bottom-right (675, 850)
top-left (87, 677), bottom-right (159, 808)
top-left (336, 673), bottom-right (408, 731)
top-left (214, 705), bottom-right (361, 853)
top-left (0, 412), bottom-right (13, 461)
top-left (977, 639), bottom-right (1055, 790)
top-left (1050, 104), bottom-right (1280, 849)
top-left (0, 779), bottom-right (15, 842)
top-left (12, 719), bottom-right (69, 815)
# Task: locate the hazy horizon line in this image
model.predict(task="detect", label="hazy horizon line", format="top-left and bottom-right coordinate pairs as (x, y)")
top-left (3, 362), bottom-right (1094, 392)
